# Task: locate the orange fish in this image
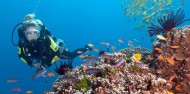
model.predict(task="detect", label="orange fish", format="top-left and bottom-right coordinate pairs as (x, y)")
top-left (154, 47), bottom-right (162, 51)
top-left (170, 45), bottom-right (180, 49)
top-left (82, 65), bottom-right (88, 71)
top-left (88, 43), bottom-right (94, 47)
top-left (26, 90), bottom-right (33, 94)
top-left (111, 46), bottom-right (116, 52)
top-left (101, 42), bottom-right (106, 45)
top-left (101, 42), bottom-right (110, 46)
top-left (167, 75), bottom-right (175, 84)
top-left (77, 51), bottom-right (83, 54)
top-left (93, 48), bottom-right (100, 52)
top-left (47, 72), bottom-right (55, 77)
top-left (157, 55), bottom-right (164, 61)
top-left (147, 55), bottom-right (153, 60)
top-left (118, 39), bottom-right (124, 43)
top-left (79, 55), bottom-right (85, 59)
top-left (166, 58), bottom-right (175, 65)
top-left (175, 85), bottom-right (182, 91)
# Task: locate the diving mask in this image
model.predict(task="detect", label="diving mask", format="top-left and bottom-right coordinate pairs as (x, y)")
top-left (24, 28), bottom-right (40, 42)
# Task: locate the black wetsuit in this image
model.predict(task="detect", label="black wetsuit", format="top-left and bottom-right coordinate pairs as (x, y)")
top-left (17, 23), bottom-right (90, 67)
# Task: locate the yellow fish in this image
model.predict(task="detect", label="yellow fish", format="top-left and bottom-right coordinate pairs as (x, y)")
top-left (157, 55), bottom-right (164, 61)
top-left (166, 58), bottom-right (175, 65)
top-left (157, 35), bottom-right (167, 41)
top-left (132, 54), bottom-right (142, 62)
top-left (167, 91), bottom-right (174, 94)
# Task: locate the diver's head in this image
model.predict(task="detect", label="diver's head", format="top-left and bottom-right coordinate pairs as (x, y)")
top-left (23, 20), bottom-right (41, 42)
top-left (24, 13), bottom-right (36, 21)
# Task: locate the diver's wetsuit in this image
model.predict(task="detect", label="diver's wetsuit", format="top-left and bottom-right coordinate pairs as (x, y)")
top-left (17, 23), bottom-right (90, 68)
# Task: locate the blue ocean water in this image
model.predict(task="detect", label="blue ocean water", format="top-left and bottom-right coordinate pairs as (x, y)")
top-left (0, 0), bottom-right (190, 94)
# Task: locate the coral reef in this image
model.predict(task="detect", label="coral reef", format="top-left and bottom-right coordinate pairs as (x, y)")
top-left (152, 25), bottom-right (190, 93)
top-left (51, 52), bottom-right (171, 94)
top-left (119, 47), bottom-right (152, 64)
top-left (51, 26), bottom-right (190, 94)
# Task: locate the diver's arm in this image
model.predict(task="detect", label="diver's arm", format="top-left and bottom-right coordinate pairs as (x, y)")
top-left (42, 36), bottom-right (60, 67)
top-left (17, 46), bottom-right (33, 67)
top-left (60, 48), bottom-right (87, 59)
top-left (43, 36), bottom-right (92, 66)
top-left (60, 45), bottom-right (92, 59)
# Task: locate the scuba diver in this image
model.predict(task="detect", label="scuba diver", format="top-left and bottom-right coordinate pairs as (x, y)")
top-left (16, 13), bottom-right (92, 71)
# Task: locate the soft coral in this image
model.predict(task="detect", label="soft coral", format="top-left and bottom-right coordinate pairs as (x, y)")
top-left (148, 9), bottom-right (190, 36)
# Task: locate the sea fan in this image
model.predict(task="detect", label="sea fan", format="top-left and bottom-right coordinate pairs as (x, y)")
top-left (148, 9), bottom-right (190, 36)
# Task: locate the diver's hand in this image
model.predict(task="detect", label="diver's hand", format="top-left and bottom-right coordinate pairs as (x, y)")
top-left (58, 46), bottom-right (63, 53)
top-left (32, 61), bottom-right (46, 70)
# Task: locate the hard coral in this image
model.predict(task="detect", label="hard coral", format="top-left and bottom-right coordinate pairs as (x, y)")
top-left (51, 52), bottom-right (172, 93)
top-left (153, 25), bottom-right (190, 93)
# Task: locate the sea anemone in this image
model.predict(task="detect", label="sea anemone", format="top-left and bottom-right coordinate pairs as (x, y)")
top-left (148, 9), bottom-right (190, 36)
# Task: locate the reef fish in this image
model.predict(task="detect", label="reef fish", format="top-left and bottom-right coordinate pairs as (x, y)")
top-left (114, 58), bottom-right (125, 67)
top-left (132, 54), bottom-right (142, 62)
top-left (61, 76), bottom-right (75, 82)
top-left (166, 58), bottom-right (175, 65)
top-left (11, 87), bottom-right (22, 92)
top-left (88, 43), bottom-right (94, 47)
top-left (85, 68), bottom-right (101, 74)
top-left (84, 56), bottom-right (98, 61)
top-left (32, 69), bottom-right (47, 79)
top-left (47, 72), bottom-right (55, 77)
top-left (154, 47), bottom-right (162, 51)
top-left (136, 63), bottom-right (149, 68)
top-left (157, 35), bottom-right (167, 41)
top-left (6, 78), bottom-right (19, 83)
top-left (170, 45), bottom-right (180, 49)
top-left (167, 91), bottom-right (174, 94)
top-left (98, 54), bottom-right (113, 59)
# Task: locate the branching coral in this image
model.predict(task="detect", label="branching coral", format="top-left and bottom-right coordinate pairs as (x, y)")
top-left (51, 52), bottom-right (172, 93)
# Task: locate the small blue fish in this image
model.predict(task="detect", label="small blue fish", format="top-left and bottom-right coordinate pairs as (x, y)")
top-left (114, 58), bottom-right (125, 67)
top-left (32, 69), bottom-right (47, 79)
